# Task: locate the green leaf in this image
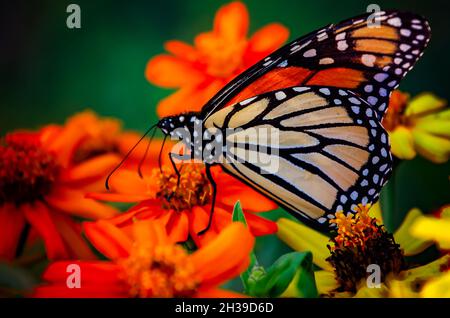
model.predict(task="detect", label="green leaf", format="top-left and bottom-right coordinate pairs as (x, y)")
top-left (0, 262), bottom-right (37, 297)
top-left (248, 252), bottom-right (318, 298)
top-left (232, 200), bottom-right (247, 226)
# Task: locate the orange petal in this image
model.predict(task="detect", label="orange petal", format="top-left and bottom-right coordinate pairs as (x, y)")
top-left (195, 287), bottom-right (247, 298)
top-left (248, 23), bottom-right (289, 53)
top-left (244, 212), bottom-right (278, 236)
top-left (83, 221), bottom-right (132, 259)
top-left (59, 153), bottom-right (121, 183)
top-left (51, 213), bottom-right (97, 260)
top-left (164, 40), bottom-right (199, 61)
top-left (133, 219), bottom-right (169, 247)
top-left (0, 204), bottom-right (25, 260)
top-left (191, 222), bottom-right (254, 286)
top-left (41, 124), bottom-right (86, 168)
top-left (156, 80), bottom-right (224, 118)
top-left (108, 170), bottom-right (155, 196)
top-left (214, 1), bottom-right (249, 41)
top-left (167, 211), bottom-right (189, 243)
top-left (145, 55), bottom-right (204, 88)
top-left (46, 187), bottom-right (118, 219)
top-left (22, 202), bottom-right (69, 260)
top-left (34, 261), bottom-right (126, 298)
top-left (86, 192), bottom-right (150, 203)
top-left (217, 181), bottom-right (277, 212)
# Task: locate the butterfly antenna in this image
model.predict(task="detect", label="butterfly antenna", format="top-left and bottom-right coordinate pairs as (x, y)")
top-left (105, 124), bottom-right (157, 190)
top-left (137, 125), bottom-right (157, 178)
top-left (158, 135), bottom-right (167, 174)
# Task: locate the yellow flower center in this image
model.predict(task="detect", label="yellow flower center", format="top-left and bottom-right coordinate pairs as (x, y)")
top-left (327, 204), bottom-right (405, 293)
top-left (119, 241), bottom-right (198, 297)
top-left (0, 134), bottom-right (59, 205)
top-left (153, 163), bottom-right (212, 211)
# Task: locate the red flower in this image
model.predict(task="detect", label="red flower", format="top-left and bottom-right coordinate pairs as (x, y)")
top-left (86, 163), bottom-right (277, 249)
top-left (34, 221), bottom-right (254, 298)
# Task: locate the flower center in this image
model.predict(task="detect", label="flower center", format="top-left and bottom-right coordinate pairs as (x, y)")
top-left (153, 164), bottom-right (212, 212)
top-left (119, 241), bottom-right (197, 297)
top-left (199, 39), bottom-right (247, 78)
top-left (327, 204), bottom-right (405, 293)
top-left (0, 133), bottom-right (60, 205)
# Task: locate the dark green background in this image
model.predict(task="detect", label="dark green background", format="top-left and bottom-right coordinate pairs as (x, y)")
top-left (1, 0), bottom-right (449, 267)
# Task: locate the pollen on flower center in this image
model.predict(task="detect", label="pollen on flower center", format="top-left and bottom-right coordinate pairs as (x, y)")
top-left (153, 164), bottom-right (212, 212)
top-left (0, 133), bottom-right (59, 205)
top-left (327, 204), bottom-right (405, 293)
top-left (119, 241), bottom-right (198, 298)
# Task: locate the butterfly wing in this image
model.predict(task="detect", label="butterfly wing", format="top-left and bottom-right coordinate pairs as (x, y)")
top-left (204, 86), bottom-right (392, 230)
top-left (202, 10), bottom-right (431, 120)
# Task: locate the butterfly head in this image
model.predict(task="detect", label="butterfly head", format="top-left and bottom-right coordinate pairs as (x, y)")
top-left (157, 112), bottom-right (201, 138)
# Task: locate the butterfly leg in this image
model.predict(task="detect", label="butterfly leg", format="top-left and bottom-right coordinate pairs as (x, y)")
top-left (198, 164), bottom-right (216, 235)
top-left (165, 151), bottom-right (182, 201)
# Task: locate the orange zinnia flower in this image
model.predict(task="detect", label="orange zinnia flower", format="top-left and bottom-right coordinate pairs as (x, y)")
top-left (86, 163), bottom-right (277, 248)
top-left (34, 220), bottom-right (254, 298)
top-left (145, 1), bottom-right (289, 117)
top-left (54, 110), bottom-right (166, 176)
top-left (0, 124), bottom-right (119, 261)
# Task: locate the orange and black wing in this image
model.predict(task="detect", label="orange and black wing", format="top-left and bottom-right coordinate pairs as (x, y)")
top-left (201, 10), bottom-right (431, 121)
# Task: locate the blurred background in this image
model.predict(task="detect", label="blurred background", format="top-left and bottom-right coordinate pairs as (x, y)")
top-left (1, 0), bottom-right (449, 267)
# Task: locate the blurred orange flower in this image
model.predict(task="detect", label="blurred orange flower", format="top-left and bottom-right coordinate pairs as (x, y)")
top-left (0, 123), bottom-right (120, 261)
top-left (86, 163), bottom-right (277, 248)
top-left (34, 221), bottom-right (254, 298)
top-left (146, 1), bottom-right (289, 117)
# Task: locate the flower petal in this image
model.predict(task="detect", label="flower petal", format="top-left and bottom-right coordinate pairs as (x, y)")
top-left (166, 211), bottom-right (189, 243)
top-left (34, 261), bottom-right (126, 298)
top-left (22, 202), bottom-right (69, 260)
top-left (83, 220), bottom-right (132, 259)
top-left (60, 153), bottom-right (121, 183)
top-left (421, 272), bottom-right (450, 298)
top-left (46, 187), bottom-right (118, 219)
top-left (145, 55), bottom-right (204, 88)
top-left (412, 129), bottom-right (450, 163)
top-left (0, 204), bottom-right (25, 260)
top-left (405, 93), bottom-right (446, 116)
top-left (389, 126), bottom-right (417, 160)
top-left (393, 208), bottom-right (434, 256)
top-left (244, 212), bottom-right (278, 236)
top-left (315, 270), bottom-right (339, 295)
top-left (247, 23), bottom-right (289, 53)
top-left (410, 216), bottom-right (450, 249)
top-left (191, 222), bottom-right (254, 286)
top-left (164, 40), bottom-right (199, 61)
top-left (195, 287), bottom-right (246, 298)
top-left (276, 218), bottom-right (332, 271)
top-left (213, 1), bottom-right (249, 42)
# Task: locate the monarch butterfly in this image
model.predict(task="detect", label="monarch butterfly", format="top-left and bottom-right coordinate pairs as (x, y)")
top-left (107, 10), bottom-right (431, 232)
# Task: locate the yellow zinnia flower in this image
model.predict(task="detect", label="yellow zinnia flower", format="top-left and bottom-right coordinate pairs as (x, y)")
top-left (383, 90), bottom-right (450, 163)
top-left (277, 203), bottom-right (449, 297)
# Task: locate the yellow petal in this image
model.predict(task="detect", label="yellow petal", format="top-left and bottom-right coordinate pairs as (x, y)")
top-left (441, 206), bottom-right (450, 219)
top-left (393, 208), bottom-right (434, 256)
top-left (353, 283), bottom-right (388, 297)
top-left (276, 218), bottom-right (333, 271)
top-left (415, 119), bottom-right (450, 138)
top-left (405, 93), bottom-right (447, 116)
top-left (387, 279), bottom-right (419, 298)
top-left (315, 270), bottom-right (339, 295)
top-left (402, 255), bottom-right (450, 283)
top-left (410, 216), bottom-right (450, 249)
top-left (389, 126), bottom-right (416, 160)
top-left (421, 272), bottom-right (450, 298)
top-left (412, 129), bottom-right (450, 163)
top-left (369, 202), bottom-right (384, 225)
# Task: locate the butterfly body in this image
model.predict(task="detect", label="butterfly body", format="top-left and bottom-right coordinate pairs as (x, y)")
top-left (153, 10), bottom-right (431, 232)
